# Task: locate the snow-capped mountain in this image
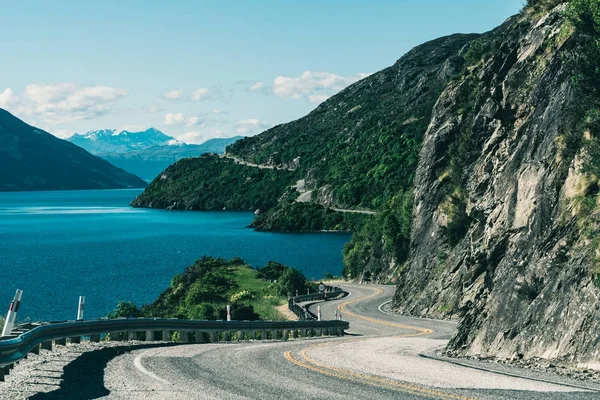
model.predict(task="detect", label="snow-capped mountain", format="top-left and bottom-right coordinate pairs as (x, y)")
top-left (67, 128), bottom-right (243, 182)
top-left (68, 128), bottom-right (175, 154)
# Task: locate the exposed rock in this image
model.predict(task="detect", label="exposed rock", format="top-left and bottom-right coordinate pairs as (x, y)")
top-left (393, 3), bottom-right (600, 367)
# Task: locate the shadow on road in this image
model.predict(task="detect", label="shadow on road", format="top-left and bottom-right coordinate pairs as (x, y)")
top-left (30, 343), bottom-right (178, 400)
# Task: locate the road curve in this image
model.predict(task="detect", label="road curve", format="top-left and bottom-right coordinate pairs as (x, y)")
top-left (99, 283), bottom-right (600, 399)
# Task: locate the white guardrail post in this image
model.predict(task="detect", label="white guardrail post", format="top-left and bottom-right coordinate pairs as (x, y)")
top-left (77, 296), bottom-right (85, 321)
top-left (226, 305), bottom-right (231, 321)
top-left (2, 289), bottom-right (23, 337)
top-left (317, 306), bottom-right (321, 321)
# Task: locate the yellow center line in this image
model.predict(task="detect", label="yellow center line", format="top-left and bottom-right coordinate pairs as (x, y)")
top-left (283, 286), bottom-right (474, 399)
top-left (284, 350), bottom-right (472, 400)
top-left (338, 287), bottom-right (433, 336)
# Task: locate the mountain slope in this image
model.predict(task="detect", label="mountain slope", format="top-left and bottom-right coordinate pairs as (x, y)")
top-left (0, 109), bottom-right (147, 191)
top-left (131, 0), bottom-right (600, 367)
top-left (393, 0), bottom-right (600, 367)
top-left (69, 129), bottom-right (242, 181)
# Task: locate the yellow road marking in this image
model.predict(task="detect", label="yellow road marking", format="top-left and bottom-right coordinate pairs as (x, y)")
top-left (283, 286), bottom-right (474, 399)
top-left (337, 287), bottom-right (433, 336)
top-left (284, 350), bottom-right (472, 399)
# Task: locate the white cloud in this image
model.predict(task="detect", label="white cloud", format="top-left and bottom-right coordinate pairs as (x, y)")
top-left (247, 81), bottom-right (265, 92)
top-left (17, 83), bottom-right (127, 124)
top-left (0, 88), bottom-right (17, 108)
top-left (164, 112), bottom-right (185, 125)
top-left (210, 109), bottom-right (228, 115)
top-left (186, 116), bottom-right (202, 127)
top-left (235, 118), bottom-right (271, 135)
top-left (175, 131), bottom-right (206, 144)
top-left (272, 71), bottom-right (369, 102)
top-left (143, 105), bottom-right (165, 113)
top-left (191, 88), bottom-right (209, 101)
top-left (163, 89), bottom-right (184, 100)
top-left (164, 112), bottom-right (218, 128)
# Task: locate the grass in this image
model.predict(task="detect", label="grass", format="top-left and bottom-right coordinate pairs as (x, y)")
top-left (229, 265), bottom-right (286, 320)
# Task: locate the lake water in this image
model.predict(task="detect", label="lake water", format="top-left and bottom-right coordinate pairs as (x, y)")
top-left (0, 189), bottom-right (350, 321)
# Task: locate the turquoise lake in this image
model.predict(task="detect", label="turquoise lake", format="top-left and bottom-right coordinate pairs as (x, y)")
top-left (0, 189), bottom-right (350, 321)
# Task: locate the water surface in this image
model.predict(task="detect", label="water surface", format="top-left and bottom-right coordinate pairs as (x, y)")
top-left (0, 189), bottom-right (349, 321)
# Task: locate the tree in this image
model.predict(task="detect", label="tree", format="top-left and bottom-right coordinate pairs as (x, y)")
top-left (258, 261), bottom-right (287, 281)
top-left (278, 268), bottom-right (307, 296)
top-left (108, 301), bottom-right (141, 319)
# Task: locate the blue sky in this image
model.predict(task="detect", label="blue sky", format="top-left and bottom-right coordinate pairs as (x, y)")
top-left (0, 0), bottom-right (523, 143)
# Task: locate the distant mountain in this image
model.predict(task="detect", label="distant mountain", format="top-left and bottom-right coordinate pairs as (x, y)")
top-left (0, 109), bottom-right (147, 191)
top-left (69, 128), bottom-right (178, 154)
top-left (68, 129), bottom-right (243, 181)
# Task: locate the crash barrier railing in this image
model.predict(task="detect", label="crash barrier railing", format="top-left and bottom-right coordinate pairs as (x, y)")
top-left (0, 318), bottom-right (349, 380)
top-left (288, 285), bottom-right (346, 320)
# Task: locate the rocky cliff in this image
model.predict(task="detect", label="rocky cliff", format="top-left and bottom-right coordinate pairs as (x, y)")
top-left (393, 1), bottom-right (600, 367)
top-left (131, 0), bottom-right (600, 367)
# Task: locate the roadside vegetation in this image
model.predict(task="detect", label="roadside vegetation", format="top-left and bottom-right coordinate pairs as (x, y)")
top-left (108, 257), bottom-right (314, 321)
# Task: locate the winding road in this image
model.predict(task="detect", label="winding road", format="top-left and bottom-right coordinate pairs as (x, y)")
top-left (99, 284), bottom-right (600, 399)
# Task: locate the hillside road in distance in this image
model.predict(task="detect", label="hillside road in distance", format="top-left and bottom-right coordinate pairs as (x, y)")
top-left (99, 283), bottom-right (600, 399)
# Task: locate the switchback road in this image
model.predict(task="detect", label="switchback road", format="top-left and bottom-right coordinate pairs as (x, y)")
top-left (99, 284), bottom-right (600, 399)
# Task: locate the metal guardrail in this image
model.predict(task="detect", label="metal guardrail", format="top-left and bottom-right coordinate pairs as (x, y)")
top-left (0, 284), bottom-right (350, 381)
top-left (0, 317), bottom-right (349, 371)
top-left (288, 285), bottom-right (346, 320)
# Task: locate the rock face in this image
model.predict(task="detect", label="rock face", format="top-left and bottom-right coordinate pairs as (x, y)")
top-left (0, 109), bottom-right (147, 191)
top-left (130, 0), bottom-right (600, 366)
top-left (393, 3), bottom-right (600, 367)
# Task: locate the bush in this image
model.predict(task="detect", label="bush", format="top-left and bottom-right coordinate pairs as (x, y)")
top-left (278, 268), bottom-right (308, 297)
top-left (108, 301), bottom-right (141, 319)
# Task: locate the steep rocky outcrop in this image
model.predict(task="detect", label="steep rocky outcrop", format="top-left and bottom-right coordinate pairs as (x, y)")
top-left (393, 2), bottom-right (600, 367)
top-left (0, 109), bottom-right (147, 191)
top-left (132, 0), bottom-right (600, 367)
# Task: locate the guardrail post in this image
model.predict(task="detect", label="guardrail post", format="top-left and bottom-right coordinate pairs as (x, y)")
top-left (223, 331), bottom-right (230, 341)
top-left (145, 330), bottom-right (154, 341)
top-left (128, 331), bottom-right (136, 341)
top-left (29, 344), bottom-right (40, 355)
top-left (195, 331), bottom-right (205, 343)
top-left (271, 330), bottom-right (278, 340)
top-left (237, 330), bottom-right (244, 341)
top-left (40, 341), bottom-right (53, 350)
top-left (180, 331), bottom-right (190, 343)
top-left (55, 338), bottom-right (66, 346)
top-left (162, 330), bottom-right (170, 342)
top-left (282, 329), bottom-right (289, 341)
top-left (226, 305), bottom-right (231, 322)
top-left (210, 331), bottom-right (218, 343)
top-left (70, 336), bottom-right (81, 344)
top-left (90, 334), bottom-right (100, 343)
top-left (337, 327), bottom-right (344, 336)
top-left (301, 329), bottom-right (307, 337)
top-left (291, 329), bottom-right (297, 339)
top-left (2, 289), bottom-right (23, 337)
top-left (260, 331), bottom-right (267, 340)
top-left (77, 296), bottom-right (85, 321)
top-left (249, 330), bottom-right (255, 341)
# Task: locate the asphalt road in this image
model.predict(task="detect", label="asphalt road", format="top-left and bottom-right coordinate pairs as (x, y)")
top-left (97, 283), bottom-right (600, 400)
